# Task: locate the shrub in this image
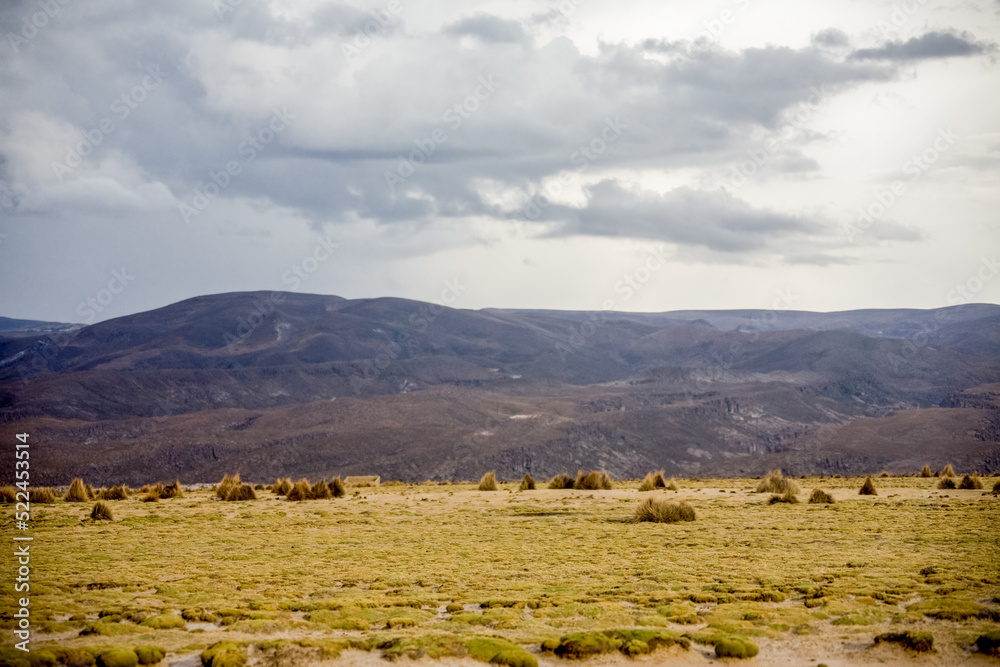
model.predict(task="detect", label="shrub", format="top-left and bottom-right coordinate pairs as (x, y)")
top-left (634, 497), bottom-right (695, 523)
top-left (937, 477), bottom-right (956, 489)
top-left (666, 478), bottom-right (679, 491)
top-left (141, 492), bottom-right (158, 503)
top-left (141, 613), bottom-right (186, 630)
top-left (162, 480), bottom-right (183, 498)
top-left (201, 641), bottom-right (247, 667)
top-left (548, 473), bottom-right (574, 489)
top-left (875, 631), bottom-right (934, 653)
top-left (993, 479), bottom-right (1000, 495)
top-left (97, 648), bottom-right (138, 667)
top-left (30, 487), bottom-right (57, 503)
top-left (65, 477), bottom-right (91, 502)
top-left (90, 501), bottom-right (114, 521)
top-left (768, 492), bottom-right (799, 504)
top-left (878, 470), bottom-right (891, 478)
top-left (638, 471), bottom-right (663, 492)
top-left (714, 637), bottom-right (758, 659)
top-left (958, 474), bottom-right (983, 490)
top-left (99, 485), bottom-right (129, 501)
top-left (215, 473), bottom-right (241, 500)
top-left (938, 463), bottom-right (955, 478)
top-left (330, 477), bottom-right (346, 498)
top-left (134, 646), bottom-right (166, 665)
top-left (574, 470), bottom-right (612, 490)
top-left (859, 476), bottom-right (877, 495)
top-left (311, 479), bottom-right (332, 499)
top-left (224, 484), bottom-right (256, 501)
top-left (466, 637), bottom-right (537, 667)
top-left (553, 630), bottom-right (688, 659)
top-left (808, 489), bottom-right (835, 504)
top-left (273, 478), bottom-right (292, 495)
top-left (0, 486), bottom-right (16, 503)
top-left (519, 474), bottom-right (536, 491)
top-left (756, 469), bottom-right (799, 495)
top-left (478, 471), bottom-right (499, 491)
top-left (286, 479), bottom-right (313, 501)
top-left (977, 630), bottom-right (1000, 656)
top-left (920, 464), bottom-right (932, 478)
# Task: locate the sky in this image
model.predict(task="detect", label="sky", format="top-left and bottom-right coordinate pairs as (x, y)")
top-left (1, 0), bottom-right (999, 324)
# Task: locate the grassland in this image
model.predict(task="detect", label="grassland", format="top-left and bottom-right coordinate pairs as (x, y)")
top-left (2, 475), bottom-right (999, 666)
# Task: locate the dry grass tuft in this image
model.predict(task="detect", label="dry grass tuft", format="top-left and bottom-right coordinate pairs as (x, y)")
top-left (0, 486), bottom-right (17, 503)
top-left (65, 477), bottom-right (91, 502)
top-left (286, 479), bottom-right (313, 501)
top-left (141, 492), bottom-right (159, 503)
top-left (808, 488), bottom-right (835, 504)
top-left (937, 477), bottom-right (956, 489)
top-left (548, 473), bottom-right (574, 489)
top-left (574, 470), bottom-right (612, 490)
top-left (756, 469), bottom-right (800, 495)
top-left (938, 463), bottom-right (955, 478)
top-left (223, 483), bottom-right (257, 501)
top-left (162, 480), bottom-right (183, 498)
top-left (958, 474), bottom-right (983, 490)
top-left (993, 479), bottom-right (1000, 495)
top-left (633, 496), bottom-right (696, 523)
top-left (330, 477), bottom-right (346, 498)
top-left (519, 474), bottom-right (536, 491)
top-left (98, 485), bottom-right (130, 501)
top-left (273, 477), bottom-right (292, 495)
top-left (859, 476), bottom-right (877, 495)
top-left (878, 470), bottom-right (891, 478)
top-left (478, 471), bottom-right (499, 491)
top-left (638, 470), bottom-right (667, 491)
top-left (311, 479), bottom-right (332, 499)
top-left (90, 501), bottom-right (114, 521)
top-left (920, 464), bottom-right (933, 478)
top-left (768, 492), bottom-right (799, 504)
top-left (29, 487), bottom-right (58, 503)
top-left (215, 473), bottom-right (242, 500)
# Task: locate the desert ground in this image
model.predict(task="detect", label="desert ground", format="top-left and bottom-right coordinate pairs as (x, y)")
top-left (3, 474), bottom-right (999, 666)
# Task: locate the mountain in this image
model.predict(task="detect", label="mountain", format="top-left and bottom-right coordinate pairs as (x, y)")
top-left (1, 292), bottom-right (998, 484)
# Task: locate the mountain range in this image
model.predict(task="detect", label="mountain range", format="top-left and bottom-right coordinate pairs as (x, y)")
top-left (2, 292), bottom-right (998, 485)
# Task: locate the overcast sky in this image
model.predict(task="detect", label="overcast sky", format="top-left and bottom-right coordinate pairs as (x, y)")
top-left (1, 0), bottom-right (999, 323)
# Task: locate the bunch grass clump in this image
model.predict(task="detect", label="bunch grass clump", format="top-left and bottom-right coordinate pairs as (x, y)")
top-left (286, 479), bottom-right (313, 501)
top-left (161, 480), bottom-right (183, 498)
top-left (99, 485), bottom-right (129, 501)
top-left (768, 492), bottom-right (799, 504)
top-left (920, 464), bottom-right (933, 478)
top-left (638, 470), bottom-right (668, 491)
top-left (65, 477), bottom-right (91, 502)
top-left (756, 469), bottom-right (799, 495)
top-left (548, 473), bottom-right (574, 489)
top-left (330, 477), bottom-right (346, 497)
top-left (215, 473), bottom-right (241, 500)
top-left (859, 476), bottom-right (877, 495)
top-left (224, 484), bottom-right (257, 501)
top-left (0, 486), bottom-right (17, 503)
top-left (478, 471), bottom-right (499, 491)
top-left (574, 470), bottom-right (612, 490)
top-left (29, 487), bottom-right (58, 503)
top-left (311, 479), bottom-right (332, 499)
top-left (993, 479), bottom-right (1000, 495)
top-left (633, 496), bottom-right (695, 523)
top-left (937, 477), bottom-right (956, 489)
top-left (874, 631), bottom-right (934, 653)
top-left (938, 463), bottom-right (955, 478)
top-left (808, 488), bottom-right (835, 504)
top-left (519, 474), bottom-right (536, 491)
top-left (90, 501), bottom-right (114, 521)
top-left (272, 478), bottom-right (292, 495)
top-left (958, 473), bottom-right (983, 490)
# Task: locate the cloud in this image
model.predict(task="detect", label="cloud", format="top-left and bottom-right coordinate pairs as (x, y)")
top-left (850, 31), bottom-right (994, 61)
top-left (812, 28), bottom-right (850, 49)
top-left (444, 13), bottom-right (528, 44)
top-left (530, 179), bottom-right (814, 254)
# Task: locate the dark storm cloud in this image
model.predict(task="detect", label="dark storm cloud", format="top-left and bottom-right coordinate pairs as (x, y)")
top-left (850, 31), bottom-right (994, 61)
top-left (444, 13), bottom-right (528, 44)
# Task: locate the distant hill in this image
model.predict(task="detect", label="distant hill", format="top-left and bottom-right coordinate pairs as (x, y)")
top-left (0, 316), bottom-right (79, 335)
top-left (1, 293), bottom-right (998, 484)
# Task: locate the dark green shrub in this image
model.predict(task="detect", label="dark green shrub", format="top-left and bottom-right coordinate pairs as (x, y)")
top-left (200, 641), bottom-right (247, 667)
top-left (90, 501), bottom-right (114, 521)
top-left (634, 497), bottom-right (695, 523)
top-left (141, 613), bottom-right (186, 630)
top-left (465, 637), bottom-right (536, 667)
top-left (96, 648), bottom-right (137, 667)
top-left (134, 645), bottom-right (166, 665)
top-left (875, 631), bottom-right (934, 652)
